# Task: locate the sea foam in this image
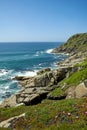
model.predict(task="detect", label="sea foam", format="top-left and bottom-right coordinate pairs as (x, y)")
top-left (0, 69), bottom-right (8, 77)
top-left (46, 49), bottom-right (53, 53)
top-left (17, 70), bottom-right (37, 77)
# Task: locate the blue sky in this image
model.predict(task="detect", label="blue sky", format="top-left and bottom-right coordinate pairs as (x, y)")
top-left (0, 0), bottom-right (87, 42)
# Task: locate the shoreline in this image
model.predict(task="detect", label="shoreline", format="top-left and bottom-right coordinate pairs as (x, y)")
top-left (0, 51), bottom-right (69, 107)
top-left (1, 32), bottom-right (87, 107)
top-left (0, 50), bottom-right (85, 107)
top-left (0, 46), bottom-right (62, 104)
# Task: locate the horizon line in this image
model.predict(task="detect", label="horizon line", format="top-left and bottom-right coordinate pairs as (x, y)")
top-left (0, 41), bottom-right (65, 43)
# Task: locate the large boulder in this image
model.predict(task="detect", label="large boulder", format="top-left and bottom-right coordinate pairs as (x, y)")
top-left (20, 77), bottom-right (35, 87)
top-left (66, 80), bottom-right (87, 99)
top-left (34, 68), bottom-right (69, 87)
top-left (74, 82), bottom-right (87, 98)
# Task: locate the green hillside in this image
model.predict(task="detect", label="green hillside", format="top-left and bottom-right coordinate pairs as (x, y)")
top-left (52, 33), bottom-right (87, 54)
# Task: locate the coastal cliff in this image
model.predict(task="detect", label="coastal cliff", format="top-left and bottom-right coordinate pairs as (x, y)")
top-left (52, 33), bottom-right (87, 55)
top-left (0, 33), bottom-right (87, 130)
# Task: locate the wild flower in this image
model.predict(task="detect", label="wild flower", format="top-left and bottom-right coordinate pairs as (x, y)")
top-left (85, 111), bottom-right (87, 115)
top-left (75, 116), bottom-right (79, 119)
top-left (67, 113), bottom-right (71, 116)
top-left (62, 111), bottom-right (65, 114)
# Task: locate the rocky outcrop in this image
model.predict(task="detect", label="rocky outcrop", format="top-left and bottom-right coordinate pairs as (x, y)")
top-left (0, 67), bottom-right (71, 107)
top-left (66, 80), bottom-right (87, 99)
top-left (20, 68), bottom-right (69, 88)
top-left (0, 95), bottom-right (17, 108)
top-left (16, 67), bottom-right (70, 105)
top-left (74, 81), bottom-right (87, 98)
top-left (0, 113), bottom-right (25, 128)
top-left (36, 68), bottom-right (73, 87)
top-left (16, 87), bottom-right (49, 105)
top-left (58, 54), bottom-right (86, 67)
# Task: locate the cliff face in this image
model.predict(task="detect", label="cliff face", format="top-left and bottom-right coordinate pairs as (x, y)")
top-left (52, 33), bottom-right (87, 55)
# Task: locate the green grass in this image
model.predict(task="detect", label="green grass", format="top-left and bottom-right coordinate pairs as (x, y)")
top-left (51, 60), bottom-right (87, 100)
top-left (0, 98), bottom-right (87, 130)
top-left (75, 59), bottom-right (87, 68)
top-left (49, 87), bottom-right (65, 97)
top-left (59, 67), bottom-right (87, 89)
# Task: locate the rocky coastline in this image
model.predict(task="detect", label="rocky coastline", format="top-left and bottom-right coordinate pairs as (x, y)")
top-left (1, 33), bottom-right (87, 108)
top-left (1, 33), bottom-right (87, 130)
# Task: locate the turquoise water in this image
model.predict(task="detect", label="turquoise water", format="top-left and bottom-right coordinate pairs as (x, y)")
top-left (0, 42), bottom-right (68, 102)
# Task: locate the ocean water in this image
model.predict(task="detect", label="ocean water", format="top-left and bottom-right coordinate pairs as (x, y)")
top-left (0, 42), bottom-right (68, 103)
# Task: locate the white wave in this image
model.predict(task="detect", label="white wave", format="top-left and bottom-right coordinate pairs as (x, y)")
top-left (0, 69), bottom-right (14, 78)
top-left (53, 62), bottom-right (58, 66)
top-left (46, 49), bottom-right (53, 53)
top-left (4, 86), bottom-right (9, 90)
top-left (16, 70), bottom-right (37, 77)
top-left (39, 63), bottom-right (42, 66)
top-left (35, 51), bottom-right (44, 56)
top-left (0, 69), bottom-right (8, 77)
top-left (0, 89), bottom-right (5, 94)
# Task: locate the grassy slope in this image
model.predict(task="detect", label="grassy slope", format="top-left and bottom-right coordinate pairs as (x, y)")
top-left (53, 33), bottom-right (87, 53)
top-left (0, 98), bottom-right (87, 130)
top-left (64, 33), bottom-right (87, 52)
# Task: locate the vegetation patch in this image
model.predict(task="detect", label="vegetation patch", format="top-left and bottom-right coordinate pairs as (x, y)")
top-left (59, 67), bottom-right (87, 89)
top-left (75, 59), bottom-right (87, 68)
top-left (0, 98), bottom-right (87, 130)
top-left (50, 87), bottom-right (65, 97)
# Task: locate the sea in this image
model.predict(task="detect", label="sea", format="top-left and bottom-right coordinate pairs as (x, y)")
top-left (0, 42), bottom-right (68, 103)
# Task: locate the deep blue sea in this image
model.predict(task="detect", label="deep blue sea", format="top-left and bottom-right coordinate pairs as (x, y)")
top-left (0, 42), bottom-right (68, 103)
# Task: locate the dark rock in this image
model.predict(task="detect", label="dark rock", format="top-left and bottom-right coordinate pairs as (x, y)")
top-left (84, 79), bottom-right (87, 87)
top-left (16, 87), bottom-right (49, 105)
top-left (13, 76), bottom-right (24, 81)
top-left (23, 94), bottom-right (40, 105)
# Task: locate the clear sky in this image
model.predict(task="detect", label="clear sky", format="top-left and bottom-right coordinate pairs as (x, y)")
top-left (0, 0), bottom-right (87, 42)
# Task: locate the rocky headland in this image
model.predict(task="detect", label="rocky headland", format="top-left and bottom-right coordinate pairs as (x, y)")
top-left (1, 33), bottom-right (87, 108)
top-left (0, 33), bottom-right (87, 130)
